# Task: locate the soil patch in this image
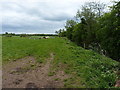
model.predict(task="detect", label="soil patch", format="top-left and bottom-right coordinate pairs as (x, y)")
top-left (2, 53), bottom-right (69, 88)
top-left (115, 80), bottom-right (120, 87)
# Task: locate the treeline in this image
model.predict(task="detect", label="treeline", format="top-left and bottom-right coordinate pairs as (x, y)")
top-left (56, 1), bottom-right (120, 61)
top-left (3, 32), bottom-right (58, 37)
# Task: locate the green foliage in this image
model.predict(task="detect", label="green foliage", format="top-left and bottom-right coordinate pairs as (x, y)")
top-left (57, 1), bottom-right (120, 61)
top-left (65, 20), bottom-right (77, 29)
top-left (66, 45), bottom-right (118, 88)
top-left (65, 20), bottom-right (77, 40)
top-left (97, 1), bottom-right (120, 60)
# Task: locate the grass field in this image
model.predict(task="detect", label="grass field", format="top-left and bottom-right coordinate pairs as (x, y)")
top-left (2, 36), bottom-right (119, 88)
top-left (0, 36), bottom-right (2, 66)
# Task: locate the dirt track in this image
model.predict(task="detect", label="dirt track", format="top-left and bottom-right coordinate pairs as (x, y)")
top-left (2, 53), bottom-right (69, 88)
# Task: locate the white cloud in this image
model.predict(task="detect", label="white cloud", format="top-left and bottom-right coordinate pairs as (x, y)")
top-left (1, 0), bottom-right (116, 34)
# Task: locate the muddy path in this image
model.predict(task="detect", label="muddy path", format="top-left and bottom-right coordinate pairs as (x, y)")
top-left (2, 53), bottom-right (69, 88)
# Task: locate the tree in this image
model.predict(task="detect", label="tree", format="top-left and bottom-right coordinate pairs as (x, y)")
top-left (65, 20), bottom-right (76, 40)
top-left (5, 32), bottom-right (8, 35)
top-left (58, 1), bottom-right (120, 61)
top-left (75, 2), bottom-right (98, 48)
top-left (65, 20), bottom-right (77, 29)
top-left (55, 31), bottom-right (58, 35)
top-left (97, 1), bottom-right (120, 60)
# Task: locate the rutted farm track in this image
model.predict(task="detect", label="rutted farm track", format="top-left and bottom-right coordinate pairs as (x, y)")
top-left (2, 53), bottom-right (69, 88)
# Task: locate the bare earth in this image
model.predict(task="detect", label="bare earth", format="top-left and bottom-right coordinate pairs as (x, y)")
top-left (2, 53), bottom-right (69, 88)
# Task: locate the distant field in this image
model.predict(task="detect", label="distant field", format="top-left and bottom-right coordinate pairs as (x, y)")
top-left (2, 36), bottom-right (119, 88)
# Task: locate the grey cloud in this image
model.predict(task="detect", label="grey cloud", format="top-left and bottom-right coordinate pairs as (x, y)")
top-left (1, 1), bottom-right (72, 34)
top-left (1, 0), bottom-right (111, 34)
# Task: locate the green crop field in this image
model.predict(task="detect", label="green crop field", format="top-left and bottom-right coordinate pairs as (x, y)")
top-left (2, 36), bottom-right (119, 88)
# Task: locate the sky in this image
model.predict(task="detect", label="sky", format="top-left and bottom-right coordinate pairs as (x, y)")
top-left (0, 0), bottom-right (116, 34)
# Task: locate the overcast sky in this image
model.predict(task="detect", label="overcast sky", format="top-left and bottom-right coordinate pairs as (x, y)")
top-left (0, 0), bottom-right (116, 34)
